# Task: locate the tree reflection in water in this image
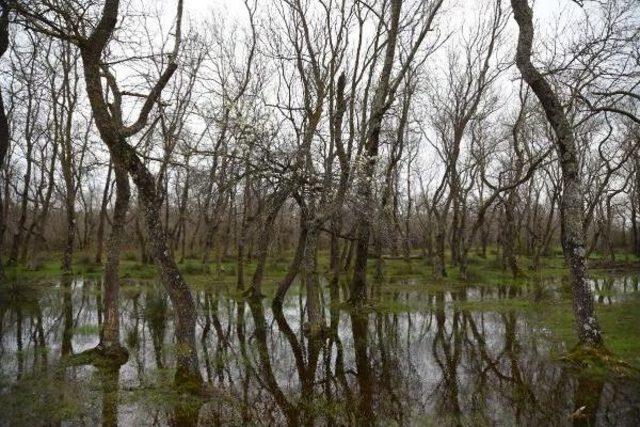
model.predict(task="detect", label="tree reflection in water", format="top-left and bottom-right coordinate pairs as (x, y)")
top-left (0, 276), bottom-right (639, 425)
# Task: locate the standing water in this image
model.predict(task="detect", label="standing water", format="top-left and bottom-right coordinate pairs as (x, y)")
top-left (1, 274), bottom-right (639, 425)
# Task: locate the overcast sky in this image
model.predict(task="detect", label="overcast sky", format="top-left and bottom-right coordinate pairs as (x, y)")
top-left (183, 0), bottom-right (570, 21)
top-left (178, 0), bottom-right (587, 61)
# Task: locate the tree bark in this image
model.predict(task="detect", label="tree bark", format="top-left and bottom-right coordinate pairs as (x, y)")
top-left (633, 155), bottom-right (640, 256)
top-left (432, 199), bottom-right (451, 279)
top-left (273, 212), bottom-right (307, 308)
top-left (134, 212), bottom-right (148, 263)
top-left (0, 1), bottom-right (8, 277)
top-left (57, 42), bottom-right (82, 274)
top-left (100, 162), bottom-right (130, 351)
top-left (502, 96), bottom-right (527, 278)
top-left (24, 141), bottom-right (58, 267)
top-left (351, 0), bottom-right (403, 305)
top-left (77, 0), bottom-right (202, 383)
top-left (303, 220), bottom-right (323, 331)
top-left (8, 65), bottom-right (37, 266)
top-left (250, 190), bottom-right (287, 299)
top-left (329, 217), bottom-right (341, 288)
top-left (511, 0), bottom-right (603, 347)
top-left (95, 161), bottom-right (113, 264)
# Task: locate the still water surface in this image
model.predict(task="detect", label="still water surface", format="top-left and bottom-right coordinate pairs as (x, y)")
top-left (0, 274), bottom-right (639, 426)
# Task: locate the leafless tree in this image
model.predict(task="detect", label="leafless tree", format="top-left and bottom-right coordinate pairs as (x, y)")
top-left (511, 0), bottom-right (603, 348)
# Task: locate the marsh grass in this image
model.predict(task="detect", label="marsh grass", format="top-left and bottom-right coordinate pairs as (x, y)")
top-left (3, 249), bottom-right (638, 371)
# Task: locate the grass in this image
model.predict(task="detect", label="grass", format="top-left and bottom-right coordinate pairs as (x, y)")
top-left (2, 249), bottom-right (638, 315)
top-left (72, 324), bottom-right (101, 336)
top-left (4, 247), bottom-right (637, 285)
top-left (3, 248), bottom-right (638, 369)
top-left (0, 372), bottom-right (89, 425)
top-left (0, 247), bottom-right (638, 426)
top-left (539, 295), bottom-right (640, 370)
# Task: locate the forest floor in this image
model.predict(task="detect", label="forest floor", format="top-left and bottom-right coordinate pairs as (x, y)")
top-left (5, 247), bottom-right (640, 370)
top-left (1, 249), bottom-right (639, 425)
top-left (6, 246), bottom-right (640, 282)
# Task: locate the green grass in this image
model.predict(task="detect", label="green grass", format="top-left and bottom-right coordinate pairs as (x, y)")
top-left (0, 372), bottom-right (89, 425)
top-left (1, 248), bottom-right (638, 426)
top-left (3, 249), bottom-right (638, 339)
top-left (600, 299), bottom-right (640, 368)
top-left (528, 294), bottom-right (640, 370)
top-left (3, 249), bottom-right (638, 314)
top-left (72, 324), bottom-right (101, 336)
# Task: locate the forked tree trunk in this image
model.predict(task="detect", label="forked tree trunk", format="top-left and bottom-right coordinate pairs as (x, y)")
top-left (329, 217), bottom-right (341, 288)
top-left (503, 196), bottom-right (522, 278)
top-left (511, 0), bottom-right (603, 347)
top-left (250, 191), bottom-right (287, 299)
top-left (0, 3), bottom-right (7, 277)
top-left (8, 101), bottom-right (34, 266)
top-left (633, 156), bottom-right (640, 256)
top-left (95, 161), bottom-right (113, 264)
top-left (351, 0), bottom-right (403, 305)
top-left (78, 1), bottom-right (202, 382)
top-left (28, 142), bottom-right (58, 267)
top-left (273, 212), bottom-right (307, 308)
top-left (303, 221), bottom-right (323, 332)
top-left (503, 102), bottom-right (526, 278)
top-left (432, 200), bottom-right (450, 279)
top-left (58, 42), bottom-right (81, 274)
top-left (100, 162), bottom-right (130, 351)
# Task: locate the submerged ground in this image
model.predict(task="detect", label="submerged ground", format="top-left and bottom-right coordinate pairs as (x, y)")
top-left (0, 254), bottom-right (639, 426)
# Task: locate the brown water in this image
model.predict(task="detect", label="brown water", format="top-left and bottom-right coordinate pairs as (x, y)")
top-left (0, 275), bottom-right (639, 426)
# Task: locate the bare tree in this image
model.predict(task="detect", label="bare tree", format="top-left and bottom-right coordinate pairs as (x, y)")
top-left (14, 0), bottom-right (202, 383)
top-left (0, 0), bottom-right (8, 277)
top-left (351, 0), bottom-right (444, 305)
top-left (511, 0), bottom-right (603, 348)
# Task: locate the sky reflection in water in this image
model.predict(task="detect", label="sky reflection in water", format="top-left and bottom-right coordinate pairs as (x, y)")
top-left (0, 275), bottom-right (639, 426)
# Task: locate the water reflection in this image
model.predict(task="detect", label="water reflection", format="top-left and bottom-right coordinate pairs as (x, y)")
top-left (0, 274), bottom-right (639, 425)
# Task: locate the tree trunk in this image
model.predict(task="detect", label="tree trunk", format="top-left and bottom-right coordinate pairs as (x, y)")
top-left (351, 0), bottom-right (403, 305)
top-left (8, 116), bottom-right (34, 266)
top-left (79, 20), bottom-right (202, 382)
top-left (250, 191), bottom-right (287, 299)
top-left (604, 199), bottom-right (615, 262)
top-left (329, 216), bottom-right (342, 288)
top-left (503, 196), bottom-right (522, 278)
top-left (433, 198), bottom-right (451, 279)
top-left (95, 161), bottom-right (113, 264)
top-left (100, 162), bottom-right (130, 351)
top-left (0, 5), bottom-right (8, 277)
top-left (403, 159), bottom-right (413, 264)
top-left (303, 221), bottom-right (323, 332)
top-left (632, 202), bottom-right (639, 257)
top-left (634, 156), bottom-right (640, 256)
top-left (273, 213), bottom-right (307, 308)
top-left (236, 177), bottom-right (252, 291)
top-left (511, 0), bottom-right (603, 347)
top-left (135, 212), bottom-right (149, 264)
top-left (27, 141), bottom-right (58, 267)
top-left (62, 186), bottom-right (76, 273)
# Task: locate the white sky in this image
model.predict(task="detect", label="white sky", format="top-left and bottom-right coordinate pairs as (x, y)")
top-left (183, 0), bottom-right (569, 21)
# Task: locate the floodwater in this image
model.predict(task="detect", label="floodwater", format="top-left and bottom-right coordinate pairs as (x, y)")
top-left (1, 274), bottom-right (639, 426)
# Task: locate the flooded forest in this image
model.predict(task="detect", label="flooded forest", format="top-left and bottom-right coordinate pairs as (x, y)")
top-left (0, 0), bottom-right (639, 425)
